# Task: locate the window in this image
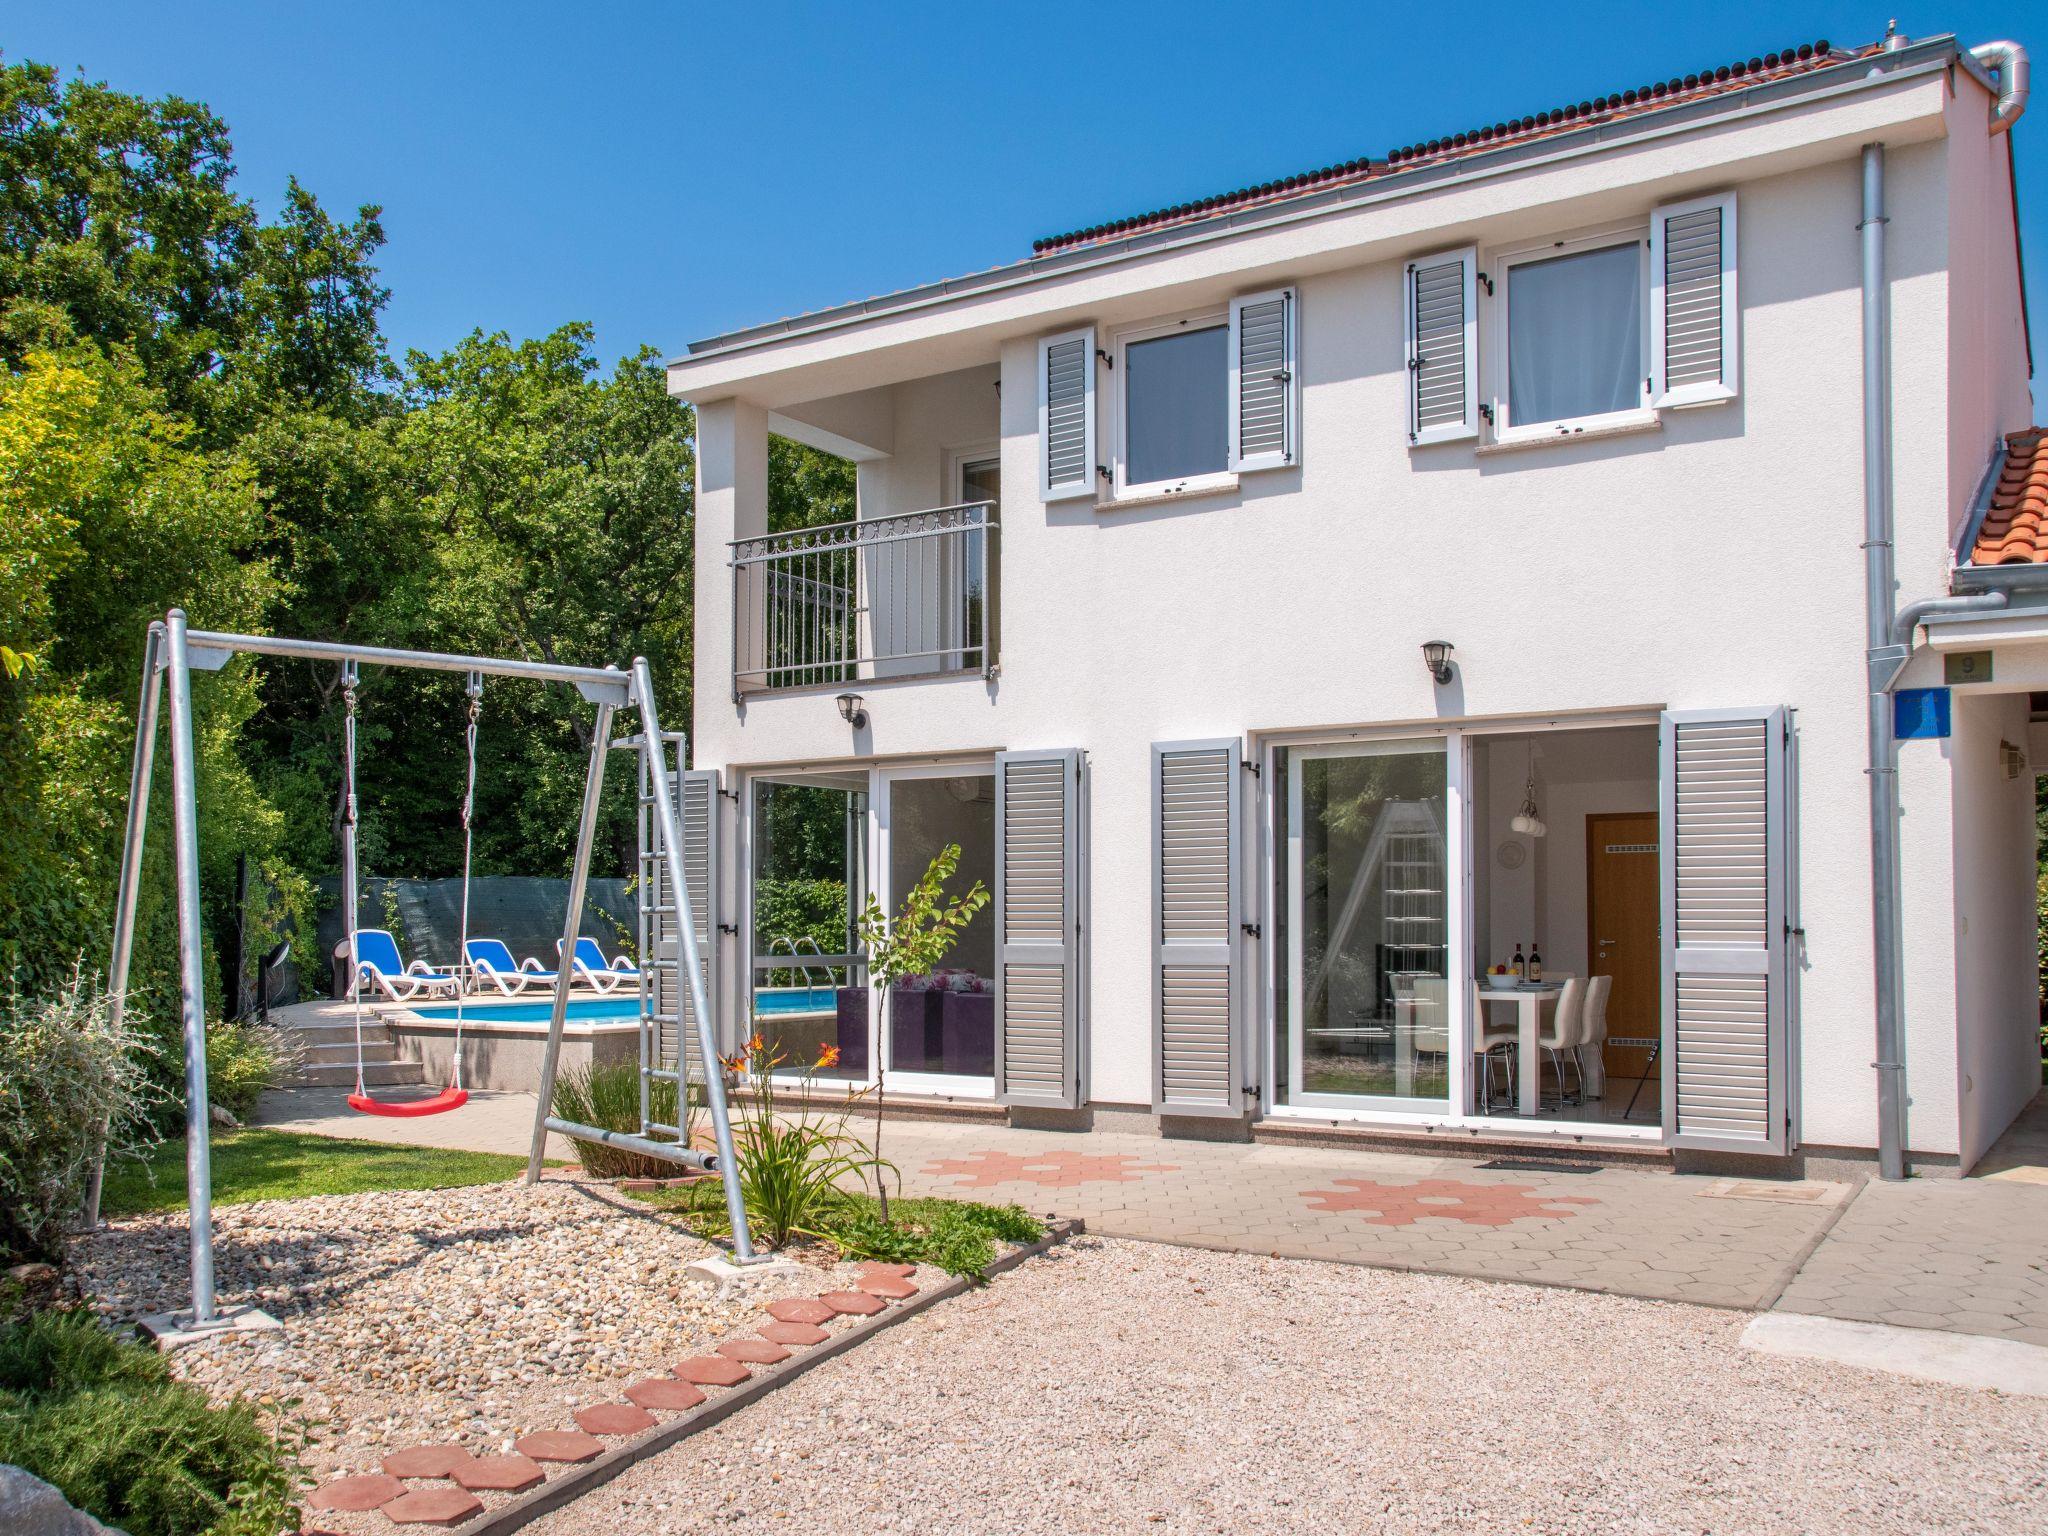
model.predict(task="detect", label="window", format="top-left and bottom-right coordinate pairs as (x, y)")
top-left (1499, 234), bottom-right (1648, 437)
top-left (1116, 316), bottom-right (1230, 495)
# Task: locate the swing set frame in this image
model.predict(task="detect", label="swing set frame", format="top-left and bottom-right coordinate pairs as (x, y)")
top-left (106, 609), bottom-right (760, 1334)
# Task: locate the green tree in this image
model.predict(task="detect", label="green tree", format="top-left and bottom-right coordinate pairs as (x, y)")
top-left (855, 845), bottom-right (988, 1216)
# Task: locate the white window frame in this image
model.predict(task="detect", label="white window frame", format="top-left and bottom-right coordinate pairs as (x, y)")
top-left (1489, 224), bottom-right (1654, 444)
top-left (1227, 286), bottom-right (1299, 472)
top-left (1109, 308), bottom-right (1237, 501)
top-left (1405, 246), bottom-right (1479, 446)
top-left (1649, 190), bottom-right (1740, 409)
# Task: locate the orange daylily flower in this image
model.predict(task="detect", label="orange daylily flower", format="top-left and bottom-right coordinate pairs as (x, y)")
top-left (816, 1044), bottom-right (842, 1069)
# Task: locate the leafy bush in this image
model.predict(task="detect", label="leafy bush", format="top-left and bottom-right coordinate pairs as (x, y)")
top-left (202, 1020), bottom-right (286, 1124)
top-left (0, 1309), bottom-right (307, 1536)
top-left (753, 876), bottom-right (847, 981)
top-left (551, 1060), bottom-right (699, 1178)
top-left (0, 977), bottom-right (165, 1262)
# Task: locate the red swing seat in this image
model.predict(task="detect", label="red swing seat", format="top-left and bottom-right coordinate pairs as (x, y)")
top-left (347, 1086), bottom-right (469, 1118)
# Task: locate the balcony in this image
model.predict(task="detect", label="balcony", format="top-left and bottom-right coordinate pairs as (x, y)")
top-left (730, 501), bottom-right (997, 698)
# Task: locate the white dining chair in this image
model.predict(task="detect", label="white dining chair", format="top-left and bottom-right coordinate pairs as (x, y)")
top-left (1537, 976), bottom-right (1586, 1110)
top-left (1469, 980), bottom-right (1519, 1115)
top-left (1578, 975), bottom-right (1612, 1100)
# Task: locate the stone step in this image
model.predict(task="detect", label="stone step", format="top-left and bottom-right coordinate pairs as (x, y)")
top-left (291, 1061), bottom-right (425, 1088)
top-left (300, 1041), bottom-right (401, 1065)
top-left (278, 1022), bottom-right (373, 1045)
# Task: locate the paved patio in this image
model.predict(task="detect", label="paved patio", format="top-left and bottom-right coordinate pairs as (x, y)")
top-left (253, 1086), bottom-right (2048, 1338)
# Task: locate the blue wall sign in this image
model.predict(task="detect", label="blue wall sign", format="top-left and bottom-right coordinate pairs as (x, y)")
top-left (1894, 687), bottom-right (1952, 740)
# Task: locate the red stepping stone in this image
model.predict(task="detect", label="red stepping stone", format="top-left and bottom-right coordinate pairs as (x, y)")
top-left (758, 1320), bottom-right (829, 1346)
top-left (673, 1355), bottom-right (750, 1387)
top-left (452, 1454), bottom-right (545, 1493)
top-left (855, 1273), bottom-right (918, 1299)
top-left (819, 1290), bottom-right (886, 1316)
top-left (854, 1261), bottom-right (915, 1277)
top-left (717, 1338), bottom-right (791, 1364)
top-left (516, 1430), bottom-right (604, 1464)
top-left (382, 1444), bottom-right (474, 1480)
top-left (309, 1474), bottom-right (404, 1512)
top-left (765, 1297), bottom-right (835, 1325)
top-left (624, 1376), bottom-right (708, 1412)
top-left (576, 1401), bottom-right (657, 1436)
top-left (384, 1487), bottom-right (484, 1526)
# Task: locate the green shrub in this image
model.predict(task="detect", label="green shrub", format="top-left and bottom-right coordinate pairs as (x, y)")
top-left (0, 977), bottom-right (165, 1262)
top-left (0, 1309), bottom-right (307, 1536)
top-left (203, 1020), bottom-right (286, 1124)
top-left (551, 1060), bottom-right (699, 1178)
top-left (718, 1036), bottom-right (883, 1249)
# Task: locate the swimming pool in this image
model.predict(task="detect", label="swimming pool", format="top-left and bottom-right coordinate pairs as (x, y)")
top-left (753, 986), bottom-right (839, 1016)
top-left (407, 997), bottom-right (642, 1023)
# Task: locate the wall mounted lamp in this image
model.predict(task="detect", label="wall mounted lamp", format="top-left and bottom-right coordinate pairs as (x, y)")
top-left (1422, 640), bottom-right (1455, 686)
top-left (835, 692), bottom-right (868, 729)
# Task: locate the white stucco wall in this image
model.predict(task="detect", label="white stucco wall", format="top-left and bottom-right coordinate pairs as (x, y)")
top-left (681, 79), bottom-right (2030, 1157)
top-left (1948, 692), bottom-right (2040, 1171)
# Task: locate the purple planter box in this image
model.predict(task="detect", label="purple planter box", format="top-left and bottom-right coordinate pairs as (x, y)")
top-left (834, 987), bottom-right (869, 1075)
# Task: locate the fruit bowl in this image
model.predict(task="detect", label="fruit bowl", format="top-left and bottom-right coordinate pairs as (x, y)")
top-left (1484, 973), bottom-right (1520, 990)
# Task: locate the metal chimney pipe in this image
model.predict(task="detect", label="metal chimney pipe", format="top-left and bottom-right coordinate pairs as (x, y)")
top-left (1971, 41), bottom-right (2030, 134)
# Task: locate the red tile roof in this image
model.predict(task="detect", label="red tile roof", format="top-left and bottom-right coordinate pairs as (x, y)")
top-left (1971, 429), bottom-right (2048, 565)
top-left (1031, 39), bottom-right (1861, 256)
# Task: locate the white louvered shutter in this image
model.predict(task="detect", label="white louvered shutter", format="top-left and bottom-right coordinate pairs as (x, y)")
top-left (647, 763), bottom-right (720, 1088)
top-left (1228, 288), bottom-right (1297, 472)
top-left (1650, 192), bottom-right (1738, 407)
top-left (1660, 709), bottom-right (1789, 1154)
top-left (1405, 247), bottom-right (1477, 444)
top-left (1153, 740), bottom-right (1242, 1115)
top-left (995, 749), bottom-right (1084, 1108)
top-left (1037, 327), bottom-right (1097, 500)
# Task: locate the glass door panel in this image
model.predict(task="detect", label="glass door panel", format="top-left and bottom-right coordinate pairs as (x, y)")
top-left (1284, 740), bottom-right (1451, 1110)
top-left (750, 774), bottom-right (867, 1082)
top-left (881, 771), bottom-right (997, 1088)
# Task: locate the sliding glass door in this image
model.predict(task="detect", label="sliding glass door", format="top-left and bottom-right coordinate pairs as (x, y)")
top-left (1281, 740), bottom-right (1453, 1112)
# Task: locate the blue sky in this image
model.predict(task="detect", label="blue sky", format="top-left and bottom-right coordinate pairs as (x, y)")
top-left (8, 2), bottom-right (2042, 405)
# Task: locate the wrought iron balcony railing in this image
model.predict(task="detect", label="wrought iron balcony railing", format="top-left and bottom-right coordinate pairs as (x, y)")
top-left (730, 501), bottom-right (996, 697)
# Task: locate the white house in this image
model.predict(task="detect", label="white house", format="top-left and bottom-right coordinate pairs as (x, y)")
top-left (664, 32), bottom-right (2041, 1177)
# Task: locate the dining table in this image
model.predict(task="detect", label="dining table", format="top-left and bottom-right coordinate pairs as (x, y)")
top-left (1475, 980), bottom-right (1564, 1116)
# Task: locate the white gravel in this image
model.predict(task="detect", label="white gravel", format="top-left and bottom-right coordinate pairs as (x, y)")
top-left (67, 1178), bottom-right (826, 1483)
top-left (527, 1236), bottom-right (2048, 1536)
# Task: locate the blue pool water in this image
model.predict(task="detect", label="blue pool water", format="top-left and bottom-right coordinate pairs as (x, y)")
top-left (754, 987), bottom-right (838, 1016)
top-left (408, 997), bottom-right (642, 1023)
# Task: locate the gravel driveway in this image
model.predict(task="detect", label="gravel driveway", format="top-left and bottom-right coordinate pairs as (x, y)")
top-left (528, 1236), bottom-right (2048, 1536)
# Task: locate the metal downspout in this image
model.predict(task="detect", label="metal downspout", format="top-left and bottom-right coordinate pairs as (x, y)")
top-left (1859, 143), bottom-right (1912, 1182)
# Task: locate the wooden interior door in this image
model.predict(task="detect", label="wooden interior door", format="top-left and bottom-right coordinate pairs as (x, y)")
top-left (1586, 812), bottom-right (1661, 1100)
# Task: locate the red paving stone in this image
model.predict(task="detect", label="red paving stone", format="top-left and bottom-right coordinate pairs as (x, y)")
top-left (575, 1401), bottom-right (657, 1436)
top-left (717, 1338), bottom-right (792, 1364)
top-left (308, 1474), bottom-right (405, 1512)
top-left (381, 1444), bottom-right (473, 1479)
top-left (924, 1149), bottom-right (1182, 1188)
top-left (1300, 1178), bottom-right (1600, 1227)
top-left (765, 1297), bottom-right (836, 1325)
top-left (854, 1261), bottom-right (916, 1277)
top-left (516, 1430), bottom-right (604, 1464)
top-left (624, 1376), bottom-right (709, 1412)
top-left (452, 1454), bottom-right (545, 1493)
top-left (819, 1289), bottom-right (886, 1316)
top-left (384, 1487), bottom-right (485, 1526)
top-left (758, 1320), bottom-right (830, 1346)
top-left (855, 1272), bottom-right (918, 1299)
top-left (673, 1354), bottom-right (751, 1387)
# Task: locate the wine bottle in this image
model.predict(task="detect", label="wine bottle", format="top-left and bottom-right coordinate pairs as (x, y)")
top-left (1511, 940), bottom-right (1525, 980)
top-left (1528, 943), bottom-right (1543, 982)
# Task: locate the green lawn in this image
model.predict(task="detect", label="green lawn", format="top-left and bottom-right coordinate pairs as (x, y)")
top-left (99, 1128), bottom-right (528, 1217)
